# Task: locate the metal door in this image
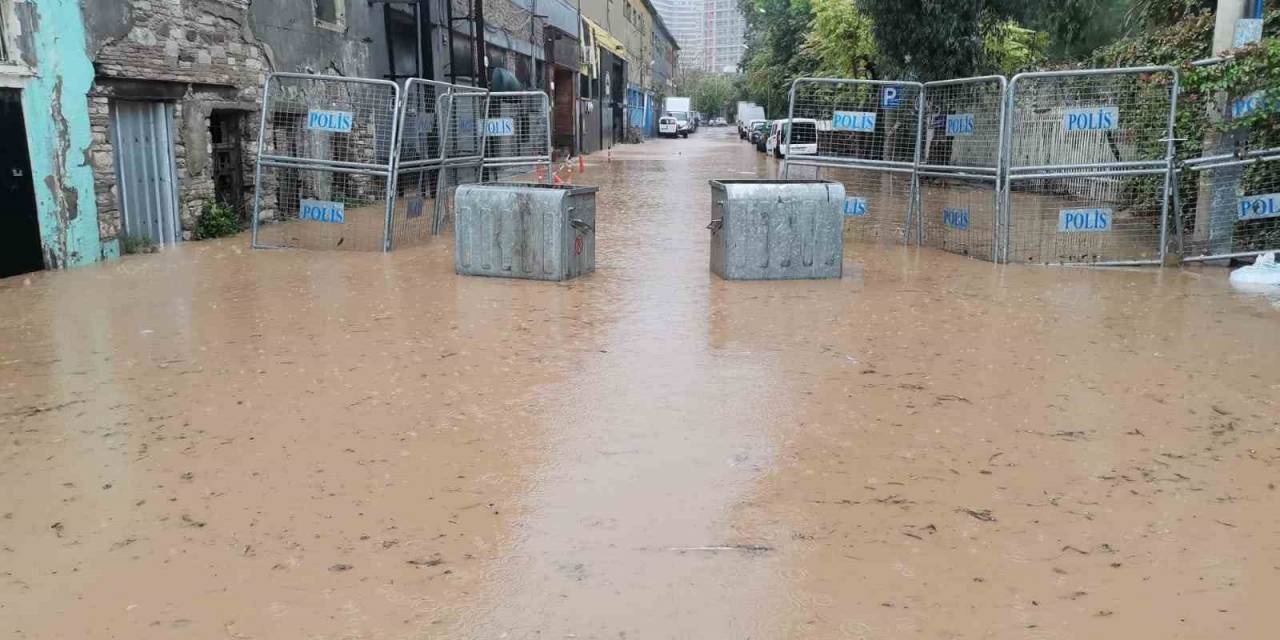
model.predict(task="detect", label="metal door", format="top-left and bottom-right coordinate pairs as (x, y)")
top-left (0, 88), bottom-right (44, 277)
top-left (112, 101), bottom-right (181, 246)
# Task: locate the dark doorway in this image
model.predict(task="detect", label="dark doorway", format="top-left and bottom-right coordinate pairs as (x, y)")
top-left (210, 110), bottom-right (245, 215)
top-left (0, 89), bottom-right (43, 278)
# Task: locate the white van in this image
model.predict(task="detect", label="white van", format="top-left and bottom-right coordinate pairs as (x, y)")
top-left (766, 119), bottom-right (819, 158)
top-left (658, 116), bottom-right (681, 138)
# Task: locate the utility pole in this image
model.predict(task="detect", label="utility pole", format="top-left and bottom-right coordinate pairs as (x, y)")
top-left (1212, 0), bottom-right (1251, 54)
top-left (1194, 0), bottom-right (1260, 254)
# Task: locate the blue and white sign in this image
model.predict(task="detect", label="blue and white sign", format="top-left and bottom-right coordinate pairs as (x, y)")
top-left (1058, 207), bottom-right (1112, 232)
top-left (460, 117), bottom-right (477, 134)
top-left (833, 111), bottom-right (877, 133)
top-left (306, 109), bottom-right (354, 133)
top-left (1238, 193), bottom-right (1280, 221)
top-left (300, 199), bottom-right (346, 224)
top-left (1064, 107), bottom-right (1118, 132)
top-left (946, 114), bottom-right (975, 137)
top-left (1231, 91), bottom-right (1268, 119)
top-left (485, 118), bottom-right (515, 136)
top-left (942, 207), bottom-right (970, 230)
top-left (844, 197), bottom-right (869, 217)
top-left (881, 86), bottom-right (902, 109)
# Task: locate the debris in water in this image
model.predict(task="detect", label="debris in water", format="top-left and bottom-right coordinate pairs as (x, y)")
top-left (957, 508), bottom-right (996, 522)
top-left (662, 544), bottom-right (774, 554)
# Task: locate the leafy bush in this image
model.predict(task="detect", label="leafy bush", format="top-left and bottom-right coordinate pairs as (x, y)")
top-left (193, 200), bottom-right (242, 240)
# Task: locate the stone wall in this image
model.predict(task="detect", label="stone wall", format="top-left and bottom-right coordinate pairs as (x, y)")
top-left (84, 0), bottom-right (272, 243)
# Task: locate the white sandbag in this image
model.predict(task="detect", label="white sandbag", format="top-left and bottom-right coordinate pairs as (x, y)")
top-left (1229, 252), bottom-right (1280, 287)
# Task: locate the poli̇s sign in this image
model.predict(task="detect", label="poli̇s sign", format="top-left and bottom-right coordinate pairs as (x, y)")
top-left (946, 114), bottom-right (975, 136)
top-left (1238, 193), bottom-right (1280, 221)
top-left (306, 109), bottom-right (354, 133)
top-left (833, 111), bottom-right (876, 133)
top-left (942, 207), bottom-right (970, 229)
top-left (843, 197), bottom-right (868, 217)
top-left (300, 199), bottom-right (346, 224)
top-left (1064, 107), bottom-right (1118, 132)
top-left (1058, 207), bottom-right (1111, 232)
top-left (485, 118), bottom-right (515, 136)
top-left (1230, 91), bottom-right (1276, 119)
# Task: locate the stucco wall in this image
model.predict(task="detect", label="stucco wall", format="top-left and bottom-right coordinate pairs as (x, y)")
top-left (19, 0), bottom-right (105, 266)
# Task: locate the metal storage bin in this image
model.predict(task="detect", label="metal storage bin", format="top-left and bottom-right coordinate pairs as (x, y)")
top-left (454, 183), bottom-right (598, 281)
top-left (708, 179), bottom-right (845, 280)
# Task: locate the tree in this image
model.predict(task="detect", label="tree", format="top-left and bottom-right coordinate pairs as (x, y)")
top-left (860, 0), bottom-right (994, 80)
top-left (692, 74), bottom-right (738, 117)
top-left (739, 0), bottom-right (819, 114)
top-left (982, 18), bottom-right (1048, 74)
top-left (803, 0), bottom-right (877, 78)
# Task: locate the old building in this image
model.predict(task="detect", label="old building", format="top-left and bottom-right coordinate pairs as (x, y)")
top-left (578, 0), bottom-right (679, 151)
top-left (0, 0), bottom-right (102, 276)
top-left (0, 0), bottom-right (672, 276)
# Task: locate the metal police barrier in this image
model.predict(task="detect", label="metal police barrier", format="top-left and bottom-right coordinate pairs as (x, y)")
top-left (393, 79), bottom-right (488, 243)
top-left (782, 78), bottom-right (925, 245)
top-left (918, 76), bottom-right (1007, 261)
top-left (1001, 67), bottom-right (1178, 265)
top-left (1178, 148), bottom-right (1280, 262)
top-left (481, 91), bottom-right (553, 184)
top-left (251, 73), bottom-right (402, 251)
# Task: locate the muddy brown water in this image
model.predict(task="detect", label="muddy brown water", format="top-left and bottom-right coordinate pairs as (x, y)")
top-left (2, 128), bottom-right (1278, 639)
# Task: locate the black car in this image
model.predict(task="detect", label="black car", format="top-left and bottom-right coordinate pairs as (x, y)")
top-left (753, 122), bottom-right (770, 152)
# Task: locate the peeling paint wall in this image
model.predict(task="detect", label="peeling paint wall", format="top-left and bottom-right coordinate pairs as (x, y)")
top-left (19, 0), bottom-right (104, 267)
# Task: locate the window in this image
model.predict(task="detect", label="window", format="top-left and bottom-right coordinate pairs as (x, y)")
top-left (314, 0), bottom-right (345, 30)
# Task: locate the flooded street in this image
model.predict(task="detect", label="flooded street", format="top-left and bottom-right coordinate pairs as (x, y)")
top-left (3, 127), bottom-right (1279, 639)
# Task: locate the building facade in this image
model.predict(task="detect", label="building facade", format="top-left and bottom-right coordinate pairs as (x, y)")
top-left (0, 0), bottom-right (673, 276)
top-left (651, 0), bottom-right (744, 73)
top-left (578, 0), bottom-right (678, 152)
top-left (649, 0), bottom-right (703, 72)
top-left (704, 0), bottom-right (745, 73)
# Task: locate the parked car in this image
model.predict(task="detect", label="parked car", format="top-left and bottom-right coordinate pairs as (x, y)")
top-left (710, 117), bottom-right (728, 126)
top-left (666, 111), bottom-right (692, 138)
top-left (766, 118), bottom-right (820, 158)
top-left (753, 122), bottom-right (771, 152)
top-left (749, 121), bottom-right (770, 146)
top-left (742, 118), bottom-right (767, 140)
top-left (658, 116), bottom-right (680, 138)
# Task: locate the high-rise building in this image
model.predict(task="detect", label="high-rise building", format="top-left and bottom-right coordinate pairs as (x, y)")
top-left (652, 0), bottom-right (745, 73)
top-left (650, 0), bottom-right (705, 72)
top-left (703, 0), bottom-right (745, 73)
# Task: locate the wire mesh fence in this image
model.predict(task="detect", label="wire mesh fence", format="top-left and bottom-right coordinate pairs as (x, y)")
top-left (1003, 67), bottom-right (1178, 264)
top-left (782, 78), bottom-right (925, 244)
top-left (919, 76), bottom-right (1006, 260)
top-left (1179, 150), bottom-right (1280, 262)
top-left (482, 91), bottom-right (553, 184)
top-left (251, 73), bottom-right (401, 251)
top-left (1173, 60), bottom-right (1280, 263)
top-left (393, 79), bottom-right (488, 244)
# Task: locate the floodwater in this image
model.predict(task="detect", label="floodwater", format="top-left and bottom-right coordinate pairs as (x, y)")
top-left (3, 128), bottom-right (1279, 640)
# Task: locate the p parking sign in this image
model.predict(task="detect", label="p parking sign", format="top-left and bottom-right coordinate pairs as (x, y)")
top-left (881, 86), bottom-right (902, 109)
